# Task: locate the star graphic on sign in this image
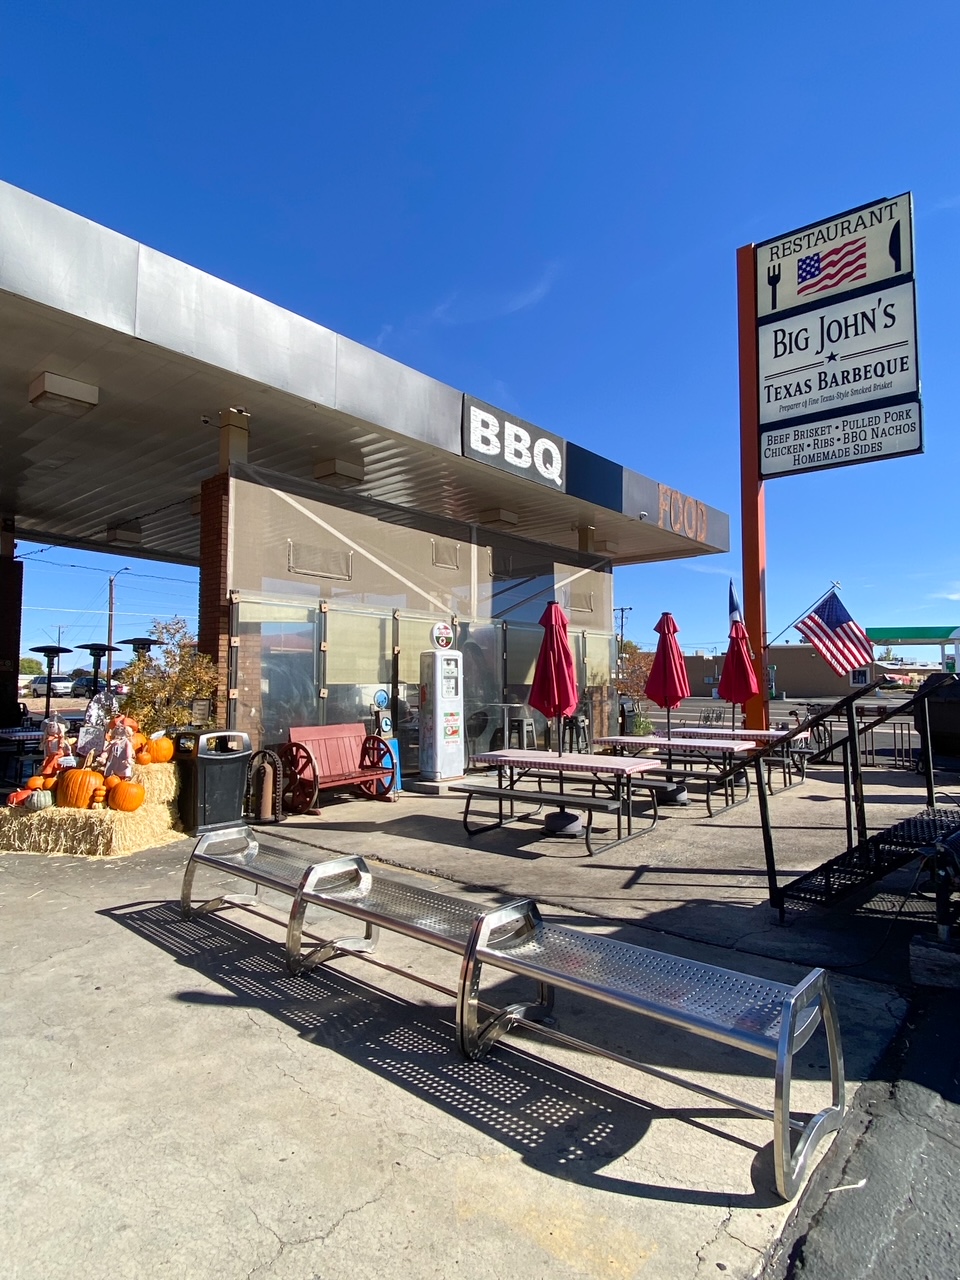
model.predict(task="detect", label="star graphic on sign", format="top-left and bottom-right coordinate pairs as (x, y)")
top-left (826, 351), bottom-right (838, 362)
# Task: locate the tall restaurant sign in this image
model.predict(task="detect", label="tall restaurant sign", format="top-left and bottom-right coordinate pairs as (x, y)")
top-left (754, 194), bottom-right (922, 478)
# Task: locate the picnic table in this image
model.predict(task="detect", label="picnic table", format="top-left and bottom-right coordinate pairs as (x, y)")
top-left (671, 725), bottom-right (812, 791)
top-left (462, 748), bottom-right (663, 852)
top-left (594, 734), bottom-right (757, 815)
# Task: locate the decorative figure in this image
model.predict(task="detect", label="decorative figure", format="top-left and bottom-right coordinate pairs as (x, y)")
top-left (103, 720), bottom-right (136, 781)
top-left (77, 690), bottom-right (120, 759)
top-left (39, 712), bottom-right (68, 777)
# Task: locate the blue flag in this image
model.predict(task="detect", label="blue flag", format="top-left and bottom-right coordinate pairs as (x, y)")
top-left (728, 580), bottom-right (744, 628)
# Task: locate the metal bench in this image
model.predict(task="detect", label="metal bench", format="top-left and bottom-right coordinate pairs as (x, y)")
top-left (458, 901), bottom-right (845, 1200)
top-left (181, 826), bottom-right (315, 916)
top-left (177, 838), bottom-right (843, 1199)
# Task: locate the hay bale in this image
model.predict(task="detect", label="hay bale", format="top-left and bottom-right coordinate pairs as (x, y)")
top-left (132, 761), bottom-right (179, 805)
top-left (0, 797), bottom-right (184, 858)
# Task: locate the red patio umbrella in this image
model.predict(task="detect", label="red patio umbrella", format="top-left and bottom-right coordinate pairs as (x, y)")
top-left (646, 612), bottom-right (691, 737)
top-left (718, 620), bottom-right (759, 728)
top-left (645, 613), bottom-right (691, 795)
top-left (529, 602), bottom-right (579, 756)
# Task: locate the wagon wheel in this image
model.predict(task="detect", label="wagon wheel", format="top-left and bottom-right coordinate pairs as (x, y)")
top-left (357, 735), bottom-right (397, 800)
top-left (276, 742), bottom-right (319, 814)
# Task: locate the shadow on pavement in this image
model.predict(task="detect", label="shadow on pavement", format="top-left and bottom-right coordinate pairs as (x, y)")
top-left (102, 898), bottom-right (786, 1208)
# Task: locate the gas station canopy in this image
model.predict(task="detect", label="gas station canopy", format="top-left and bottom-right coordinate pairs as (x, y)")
top-left (0, 180), bottom-right (728, 568)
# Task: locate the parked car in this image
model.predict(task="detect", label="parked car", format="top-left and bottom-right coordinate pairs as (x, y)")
top-left (71, 675), bottom-right (129, 697)
top-left (31, 674), bottom-right (74, 698)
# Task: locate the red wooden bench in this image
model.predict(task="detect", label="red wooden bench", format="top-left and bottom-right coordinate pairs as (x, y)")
top-left (274, 725), bottom-right (397, 813)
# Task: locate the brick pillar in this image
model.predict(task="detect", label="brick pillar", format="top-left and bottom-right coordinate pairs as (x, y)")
top-left (198, 472), bottom-right (231, 729)
top-left (0, 526), bottom-right (24, 725)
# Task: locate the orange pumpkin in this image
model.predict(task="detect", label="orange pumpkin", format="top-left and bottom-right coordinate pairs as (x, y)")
top-left (107, 780), bottom-right (146, 812)
top-left (104, 775), bottom-right (123, 791)
top-left (135, 748), bottom-right (153, 766)
top-left (147, 736), bottom-right (174, 764)
top-left (132, 732), bottom-right (147, 750)
top-left (26, 776), bottom-right (45, 791)
top-left (56, 768), bottom-right (105, 810)
top-left (41, 776), bottom-right (58, 791)
top-left (90, 785), bottom-right (107, 809)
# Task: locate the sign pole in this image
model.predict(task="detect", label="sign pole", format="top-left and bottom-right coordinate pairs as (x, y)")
top-left (737, 243), bottom-right (769, 731)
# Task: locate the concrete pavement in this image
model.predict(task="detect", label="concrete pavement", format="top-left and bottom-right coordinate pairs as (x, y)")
top-left (1, 754), bottom-right (953, 1279)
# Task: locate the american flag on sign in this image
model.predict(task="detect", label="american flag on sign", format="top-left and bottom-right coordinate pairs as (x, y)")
top-left (797, 237), bottom-right (867, 297)
top-left (796, 590), bottom-right (874, 676)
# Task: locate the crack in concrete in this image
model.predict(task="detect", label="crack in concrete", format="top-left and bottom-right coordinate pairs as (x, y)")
top-left (694, 1205), bottom-right (733, 1276)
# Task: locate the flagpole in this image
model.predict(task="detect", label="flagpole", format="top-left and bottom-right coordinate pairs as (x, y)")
top-left (766, 582), bottom-right (842, 648)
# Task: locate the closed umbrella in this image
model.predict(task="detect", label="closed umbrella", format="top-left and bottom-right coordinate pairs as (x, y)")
top-left (718, 621), bottom-right (759, 728)
top-left (529, 602), bottom-right (579, 756)
top-left (718, 581), bottom-right (759, 728)
top-left (646, 612), bottom-right (690, 736)
top-left (529, 602), bottom-right (580, 835)
top-left (645, 613), bottom-right (691, 801)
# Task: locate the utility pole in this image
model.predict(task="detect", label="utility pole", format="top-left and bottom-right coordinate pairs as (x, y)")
top-left (107, 568), bottom-right (130, 681)
top-left (614, 606), bottom-right (633, 678)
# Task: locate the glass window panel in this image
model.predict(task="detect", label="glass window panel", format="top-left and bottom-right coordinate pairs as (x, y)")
top-left (505, 624), bottom-right (543, 688)
top-left (584, 631), bottom-right (616, 687)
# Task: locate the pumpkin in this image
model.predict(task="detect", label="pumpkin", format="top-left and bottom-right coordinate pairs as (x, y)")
top-left (56, 768), bottom-right (105, 810)
top-left (135, 748), bottom-right (153, 766)
top-left (146, 735), bottom-right (174, 764)
top-left (26, 776), bottom-right (45, 790)
top-left (90, 785), bottom-right (107, 809)
top-left (7, 789), bottom-right (32, 806)
top-left (132, 732), bottom-right (147, 750)
top-left (41, 776), bottom-right (58, 791)
top-left (24, 789), bottom-right (54, 812)
top-left (107, 780), bottom-right (145, 812)
top-left (104, 775), bottom-right (123, 791)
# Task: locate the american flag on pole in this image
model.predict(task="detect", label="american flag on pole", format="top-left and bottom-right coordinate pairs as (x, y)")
top-left (796, 591), bottom-right (874, 676)
top-left (797, 237), bottom-right (867, 297)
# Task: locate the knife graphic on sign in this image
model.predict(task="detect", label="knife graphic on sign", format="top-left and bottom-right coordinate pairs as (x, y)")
top-left (888, 220), bottom-right (902, 273)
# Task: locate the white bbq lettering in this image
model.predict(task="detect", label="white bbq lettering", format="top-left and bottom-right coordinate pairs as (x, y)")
top-left (469, 406), bottom-right (500, 455)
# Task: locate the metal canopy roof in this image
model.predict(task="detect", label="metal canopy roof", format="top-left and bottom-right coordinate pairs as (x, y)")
top-left (0, 180), bottom-right (729, 567)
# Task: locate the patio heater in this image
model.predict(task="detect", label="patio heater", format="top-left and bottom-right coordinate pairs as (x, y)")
top-left (119, 636), bottom-right (157, 660)
top-left (75, 643), bottom-right (121, 695)
top-left (29, 645), bottom-right (73, 720)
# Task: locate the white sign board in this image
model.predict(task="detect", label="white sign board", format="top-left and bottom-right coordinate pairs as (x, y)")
top-left (758, 281), bottom-right (918, 426)
top-left (760, 400), bottom-right (921, 478)
top-left (755, 193), bottom-right (912, 318)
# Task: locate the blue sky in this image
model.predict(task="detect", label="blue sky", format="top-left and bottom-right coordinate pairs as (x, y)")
top-left (4, 1), bottom-right (959, 661)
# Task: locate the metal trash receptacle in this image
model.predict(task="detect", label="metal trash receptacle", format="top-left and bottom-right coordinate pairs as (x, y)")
top-left (174, 730), bottom-right (251, 835)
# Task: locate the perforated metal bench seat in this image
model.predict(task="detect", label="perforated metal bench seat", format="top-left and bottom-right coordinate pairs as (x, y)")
top-left (457, 901), bottom-right (845, 1199)
top-left (285, 855), bottom-right (532, 974)
top-left (181, 827), bottom-right (320, 916)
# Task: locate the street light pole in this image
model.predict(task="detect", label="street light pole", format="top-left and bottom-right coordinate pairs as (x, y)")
top-left (106, 568), bottom-right (131, 682)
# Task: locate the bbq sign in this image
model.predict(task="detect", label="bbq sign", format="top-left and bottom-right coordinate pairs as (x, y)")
top-left (755, 194), bottom-right (913, 318)
top-left (462, 396), bottom-right (566, 491)
top-left (754, 193), bottom-right (922, 478)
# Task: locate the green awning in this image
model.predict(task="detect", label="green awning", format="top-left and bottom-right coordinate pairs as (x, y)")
top-left (866, 627), bottom-right (960, 644)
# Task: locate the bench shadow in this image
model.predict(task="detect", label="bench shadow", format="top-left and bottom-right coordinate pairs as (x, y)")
top-left (101, 899), bottom-right (783, 1208)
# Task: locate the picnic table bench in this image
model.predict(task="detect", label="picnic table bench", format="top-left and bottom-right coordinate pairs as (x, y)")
top-left (271, 724), bottom-right (397, 813)
top-left (179, 830), bottom-right (845, 1199)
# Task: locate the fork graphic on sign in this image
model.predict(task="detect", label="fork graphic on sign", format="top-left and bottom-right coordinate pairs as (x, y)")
top-left (767, 263), bottom-right (781, 310)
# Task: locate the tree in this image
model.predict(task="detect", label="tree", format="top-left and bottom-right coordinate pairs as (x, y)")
top-left (617, 640), bottom-right (654, 701)
top-left (120, 617), bottom-right (218, 734)
top-left (616, 641), bottom-right (656, 733)
top-left (19, 657), bottom-right (43, 676)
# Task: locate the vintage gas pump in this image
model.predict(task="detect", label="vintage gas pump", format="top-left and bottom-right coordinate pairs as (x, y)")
top-left (370, 688), bottom-right (402, 795)
top-left (418, 622), bottom-right (464, 781)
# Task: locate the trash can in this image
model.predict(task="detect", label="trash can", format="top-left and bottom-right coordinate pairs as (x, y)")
top-left (174, 730), bottom-right (252, 835)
